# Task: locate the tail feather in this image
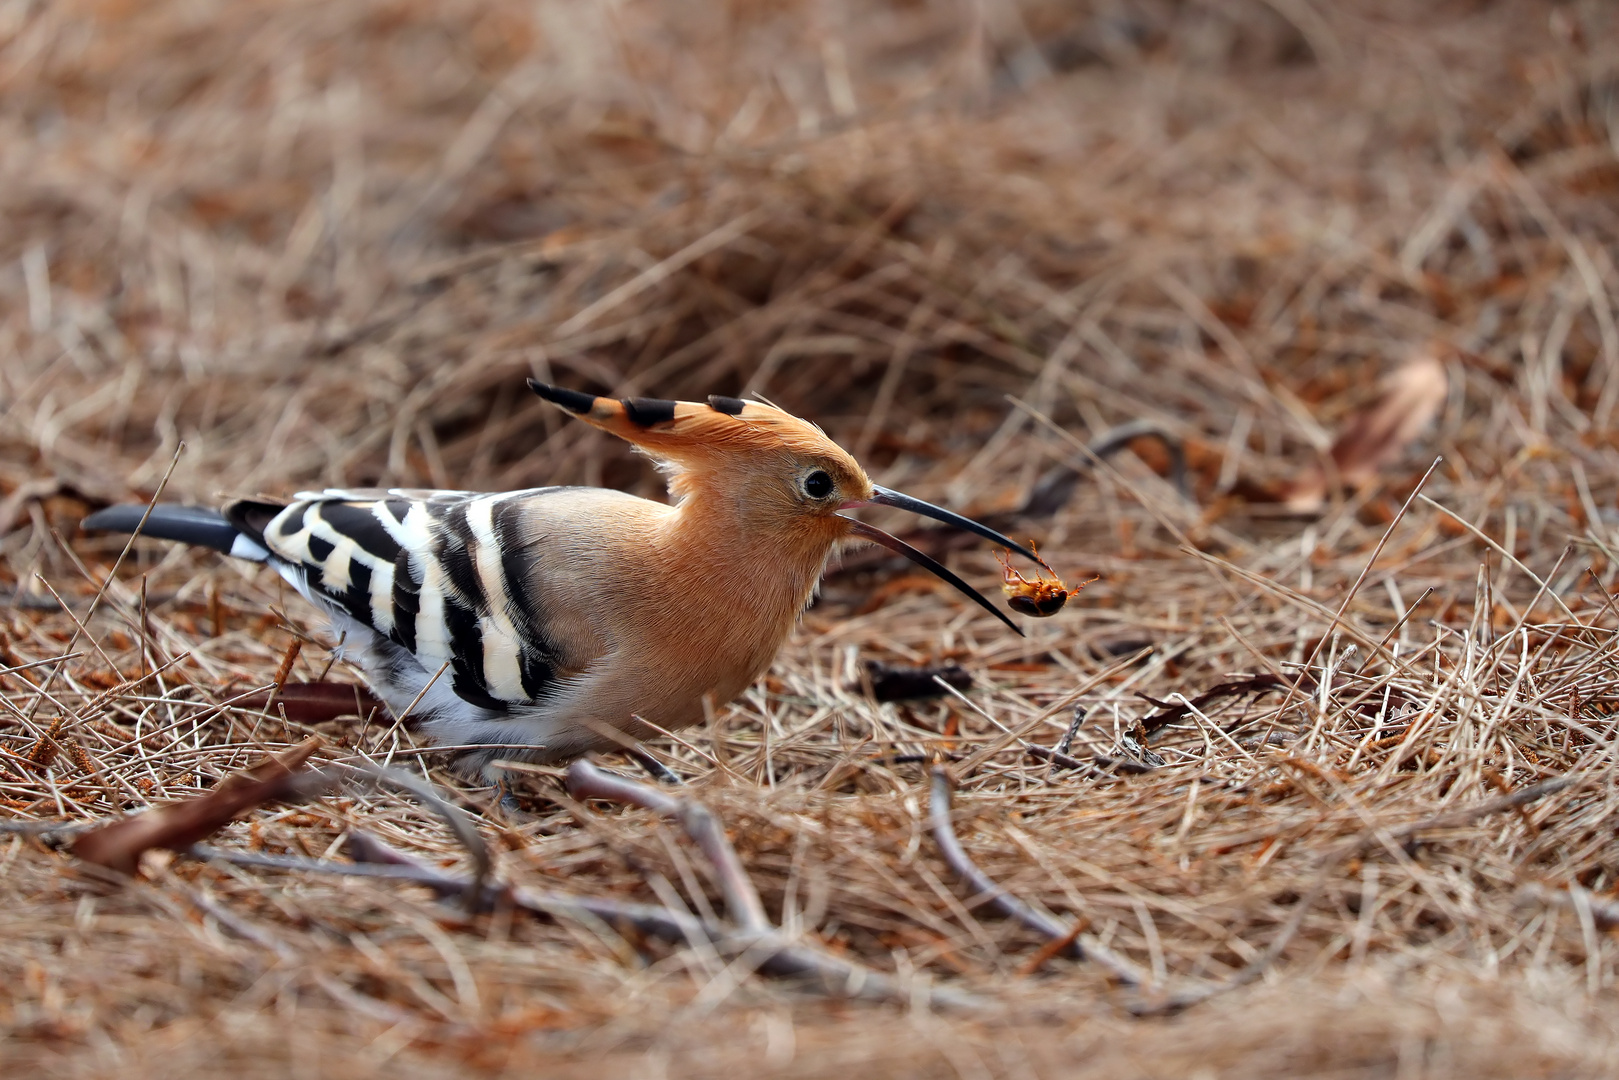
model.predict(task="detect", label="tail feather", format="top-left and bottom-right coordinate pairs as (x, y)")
top-left (81, 504), bottom-right (270, 561)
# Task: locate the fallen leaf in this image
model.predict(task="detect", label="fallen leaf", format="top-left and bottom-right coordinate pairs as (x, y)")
top-left (1286, 351), bottom-right (1449, 511)
top-left (71, 737), bottom-right (326, 876)
top-left (235, 682), bottom-right (385, 724)
top-left (859, 661), bottom-right (973, 703)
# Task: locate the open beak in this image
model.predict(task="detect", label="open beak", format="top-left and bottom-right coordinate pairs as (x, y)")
top-left (838, 486), bottom-right (1042, 637)
top-left (865, 486), bottom-right (1043, 564)
top-left (840, 520), bottom-right (1022, 635)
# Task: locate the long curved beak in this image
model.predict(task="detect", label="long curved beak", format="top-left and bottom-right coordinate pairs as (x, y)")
top-left (838, 518), bottom-right (1024, 636)
top-left (864, 486), bottom-right (1043, 565)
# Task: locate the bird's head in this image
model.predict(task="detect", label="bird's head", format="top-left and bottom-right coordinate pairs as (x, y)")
top-left (530, 380), bottom-right (1040, 633)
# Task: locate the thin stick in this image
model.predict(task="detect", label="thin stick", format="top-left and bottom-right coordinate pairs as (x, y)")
top-left (1274, 457), bottom-right (1443, 722)
top-left (566, 760), bottom-right (769, 933)
top-left (928, 766), bottom-right (1142, 985)
top-left (0, 653), bottom-right (82, 678)
top-left (1418, 495), bottom-right (1581, 624)
top-left (1362, 774), bottom-right (1580, 853)
top-left (197, 833), bottom-right (986, 1011)
top-left (1314, 455), bottom-right (1443, 665)
top-left (555, 210), bottom-right (768, 336)
top-left (1023, 743), bottom-right (1110, 774)
top-left (1517, 882), bottom-right (1619, 931)
top-left (1353, 586), bottom-right (1435, 675)
top-left (32, 575), bottom-right (121, 677)
top-left (1055, 706), bottom-right (1086, 756)
top-left (335, 761), bottom-right (491, 912)
top-left (1133, 865), bottom-right (1335, 1015)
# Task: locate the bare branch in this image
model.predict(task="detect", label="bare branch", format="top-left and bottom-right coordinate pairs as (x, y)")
top-left (567, 759), bottom-right (769, 934)
top-left (207, 829), bottom-right (990, 1012)
top-left (928, 766), bottom-right (1144, 986)
top-left (70, 738), bottom-right (327, 876)
top-left (333, 760), bottom-right (492, 913)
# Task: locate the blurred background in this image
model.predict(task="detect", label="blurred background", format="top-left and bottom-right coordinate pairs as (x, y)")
top-left (5, 0), bottom-right (1615, 565)
top-left (6, 4), bottom-right (1619, 1075)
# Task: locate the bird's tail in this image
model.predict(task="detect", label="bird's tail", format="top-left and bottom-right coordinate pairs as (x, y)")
top-left (81, 502), bottom-right (278, 562)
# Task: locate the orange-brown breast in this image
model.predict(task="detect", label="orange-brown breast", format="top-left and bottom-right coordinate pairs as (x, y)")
top-left (512, 485), bottom-right (849, 741)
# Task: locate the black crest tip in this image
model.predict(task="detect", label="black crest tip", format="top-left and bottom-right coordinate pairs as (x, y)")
top-left (622, 396), bottom-right (678, 426)
top-left (527, 380), bottom-right (599, 415)
top-left (707, 395), bottom-right (747, 416)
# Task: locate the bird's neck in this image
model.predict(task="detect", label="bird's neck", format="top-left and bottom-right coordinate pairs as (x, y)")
top-left (610, 474), bottom-right (847, 710)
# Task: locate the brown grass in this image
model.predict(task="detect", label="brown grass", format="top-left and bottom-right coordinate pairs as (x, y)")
top-left (5, 0), bottom-right (1619, 1075)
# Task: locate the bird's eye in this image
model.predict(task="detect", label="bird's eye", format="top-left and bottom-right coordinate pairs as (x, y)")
top-left (802, 470), bottom-right (835, 499)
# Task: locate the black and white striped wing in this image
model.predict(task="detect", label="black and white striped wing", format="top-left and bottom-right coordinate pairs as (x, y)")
top-left (255, 488), bottom-right (567, 713)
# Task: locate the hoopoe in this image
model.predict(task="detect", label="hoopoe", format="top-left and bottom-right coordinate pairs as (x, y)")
top-left (84, 381), bottom-right (1043, 776)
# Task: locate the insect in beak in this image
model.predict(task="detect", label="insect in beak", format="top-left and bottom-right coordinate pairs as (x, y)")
top-left (837, 486), bottom-right (1047, 636)
top-left (996, 547), bottom-right (1096, 618)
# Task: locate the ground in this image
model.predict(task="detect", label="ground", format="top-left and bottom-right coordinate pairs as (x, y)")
top-left (4, 1), bottom-right (1619, 1076)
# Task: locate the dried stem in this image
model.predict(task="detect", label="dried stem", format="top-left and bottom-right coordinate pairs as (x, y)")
top-left (566, 759), bottom-right (770, 933)
top-left (335, 761), bottom-right (493, 912)
top-left (202, 828), bottom-right (990, 1010)
top-left (928, 766), bottom-right (1144, 986)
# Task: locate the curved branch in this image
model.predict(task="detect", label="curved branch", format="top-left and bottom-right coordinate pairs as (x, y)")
top-left (336, 761), bottom-right (492, 913)
top-left (929, 766), bottom-right (1143, 986)
top-left (567, 759), bottom-right (769, 933)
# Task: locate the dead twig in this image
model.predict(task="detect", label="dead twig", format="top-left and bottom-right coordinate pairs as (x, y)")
top-left (1131, 866), bottom-right (1335, 1016)
top-left (27, 443), bottom-right (185, 720)
top-left (1138, 674), bottom-right (1294, 734)
top-left (563, 759), bottom-right (986, 1008)
top-left (1055, 706), bottom-right (1086, 756)
top-left (1359, 775), bottom-right (1581, 855)
top-left (1022, 744), bottom-right (1097, 773)
top-left (233, 682), bottom-right (385, 725)
top-left (1020, 420), bottom-right (1191, 515)
top-left (1134, 774), bottom-right (1587, 1015)
top-left (196, 826), bottom-right (990, 1010)
top-left (1516, 882), bottom-right (1619, 931)
top-left (566, 758), bottom-right (769, 933)
top-left (70, 738), bottom-right (327, 876)
top-left (334, 760), bottom-right (493, 913)
top-left (928, 765), bottom-right (1143, 985)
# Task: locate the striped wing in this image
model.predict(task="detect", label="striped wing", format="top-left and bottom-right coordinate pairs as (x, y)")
top-left (259, 488), bottom-right (566, 712)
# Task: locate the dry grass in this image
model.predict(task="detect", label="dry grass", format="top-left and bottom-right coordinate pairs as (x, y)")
top-left (5, 0), bottom-right (1619, 1075)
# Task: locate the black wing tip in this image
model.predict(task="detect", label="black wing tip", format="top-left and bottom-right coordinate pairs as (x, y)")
top-left (527, 380), bottom-right (599, 415)
top-left (224, 499), bottom-right (288, 547)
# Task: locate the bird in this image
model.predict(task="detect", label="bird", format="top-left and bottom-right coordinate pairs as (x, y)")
top-left (83, 380), bottom-right (1045, 777)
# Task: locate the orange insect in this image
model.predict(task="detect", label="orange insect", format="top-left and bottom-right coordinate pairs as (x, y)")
top-left (995, 546), bottom-right (1096, 618)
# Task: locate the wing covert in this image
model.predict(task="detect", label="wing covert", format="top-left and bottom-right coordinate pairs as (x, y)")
top-left (263, 488), bottom-right (571, 712)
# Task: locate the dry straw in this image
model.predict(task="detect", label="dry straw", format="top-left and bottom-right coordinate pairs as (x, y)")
top-left (4, 1), bottom-right (1619, 1076)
